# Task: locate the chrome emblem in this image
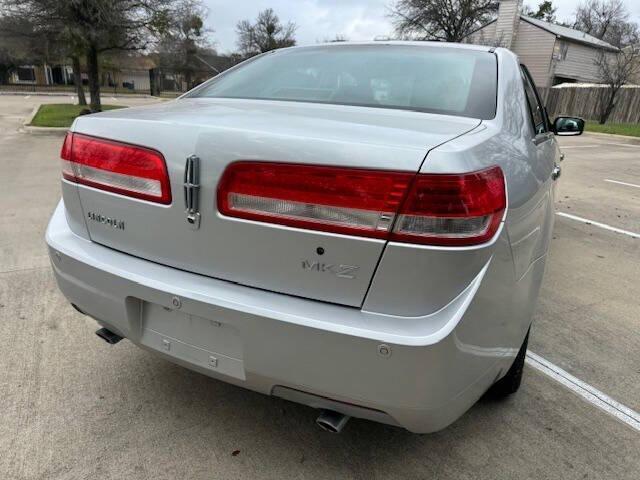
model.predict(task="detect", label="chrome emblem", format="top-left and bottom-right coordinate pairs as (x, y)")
top-left (301, 260), bottom-right (359, 279)
top-left (87, 211), bottom-right (125, 230)
top-left (184, 155), bottom-right (201, 229)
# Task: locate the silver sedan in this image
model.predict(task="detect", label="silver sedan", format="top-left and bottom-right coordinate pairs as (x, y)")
top-left (46, 42), bottom-right (583, 433)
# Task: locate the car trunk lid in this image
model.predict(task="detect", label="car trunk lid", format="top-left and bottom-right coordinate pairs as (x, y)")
top-left (70, 98), bottom-right (480, 307)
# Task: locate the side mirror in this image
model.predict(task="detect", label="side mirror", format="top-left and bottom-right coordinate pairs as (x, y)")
top-left (553, 116), bottom-right (585, 136)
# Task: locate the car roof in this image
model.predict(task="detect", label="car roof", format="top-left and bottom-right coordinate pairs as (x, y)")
top-left (276, 41), bottom-right (495, 54)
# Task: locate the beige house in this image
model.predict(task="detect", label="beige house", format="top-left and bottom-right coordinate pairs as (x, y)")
top-left (9, 64), bottom-right (74, 86)
top-left (466, 0), bottom-right (618, 88)
top-left (6, 54), bottom-right (157, 92)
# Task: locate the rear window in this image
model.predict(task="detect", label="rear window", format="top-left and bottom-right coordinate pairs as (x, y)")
top-left (189, 45), bottom-right (497, 119)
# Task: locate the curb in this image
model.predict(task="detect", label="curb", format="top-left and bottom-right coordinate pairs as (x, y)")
top-left (0, 91), bottom-right (155, 98)
top-left (23, 106), bottom-right (40, 127)
top-left (585, 131), bottom-right (640, 144)
top-left (22, 125), bottom-right (68, 136)
top-left (20, 104), bottom-right (68, 136)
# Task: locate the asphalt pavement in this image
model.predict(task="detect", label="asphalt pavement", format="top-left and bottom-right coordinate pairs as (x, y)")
top-left (0, 95), bottom-right (638, 480)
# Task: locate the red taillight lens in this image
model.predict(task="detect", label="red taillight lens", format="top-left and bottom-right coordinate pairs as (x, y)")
top-left (217, 162), bottom-right (414, 238)
top-left (60, 132), bottom-right (171, 204)
top-left (391, 166), bottom-right (506, 246)
top-left (217, 162), bottom-right (505, 246)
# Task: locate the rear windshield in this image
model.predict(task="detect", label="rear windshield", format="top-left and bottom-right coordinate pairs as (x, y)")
top-left (189, 45), bottom-right (497, 119)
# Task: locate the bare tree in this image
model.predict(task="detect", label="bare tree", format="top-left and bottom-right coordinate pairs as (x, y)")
top-left (388, 0), bottom-right (498, 42)
top-left (573, 0), bottom-right (634, 47)
top-left (572, 0), bottom-right (640, 124)
top-left (236, 8), bottom-right (296, 56)
top-left (158, 0), bottom-right (214, 88)
top-left (595, 44), bottom-right (640, 124)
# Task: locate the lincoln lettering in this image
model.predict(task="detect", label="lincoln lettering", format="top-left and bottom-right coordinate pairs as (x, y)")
top-left (87, 212), bottom-right (125, 230)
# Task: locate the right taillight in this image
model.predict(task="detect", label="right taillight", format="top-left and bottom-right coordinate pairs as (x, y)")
top-left (217, 162), bottom-right (506, 247)
top-left (391, 166), bottom-right (506, 246)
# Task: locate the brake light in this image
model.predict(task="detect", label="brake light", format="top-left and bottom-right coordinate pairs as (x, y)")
top-left (60, 132), bottom-right (171, 204)
top-left (218, 162), bottom-right (505, 246)
top-left (217, 162), bottom-right (414, 238)
top-left (391, 166), bottom-right (506, 246)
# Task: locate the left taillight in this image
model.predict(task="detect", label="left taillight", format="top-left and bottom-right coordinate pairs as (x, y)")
top-left (60, 132), bottom-right (171, 204)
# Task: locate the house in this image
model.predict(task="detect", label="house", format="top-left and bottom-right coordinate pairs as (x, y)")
top-left (466, 0), bottom-right (618, 89)
top-left (8, 63), bottom-right (74, 86)
top-left (151, 52), bottom-right (240, 94)
top-left (101, 54), bottom-right (157, 92)
top-left (4, 54), bottom-right (156, 91)
top-left (3, 51), bottom-right (239, 93)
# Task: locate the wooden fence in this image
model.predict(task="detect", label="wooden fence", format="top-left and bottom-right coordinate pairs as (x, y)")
top-left (543, 85), bottom-right (640, 124)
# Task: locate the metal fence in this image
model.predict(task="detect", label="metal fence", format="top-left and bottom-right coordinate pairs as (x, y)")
top-left (0, 84), bottom-right (157, 95)
top-left (1, 68), bottom-right (160, 95)
top-left (0, 83), bottom-right (77, 93)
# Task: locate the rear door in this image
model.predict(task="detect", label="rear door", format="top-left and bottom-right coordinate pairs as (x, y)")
top-left (517, 65), bottom-right (559, 269)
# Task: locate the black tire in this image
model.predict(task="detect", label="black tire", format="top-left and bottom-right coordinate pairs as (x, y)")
top-left (486, 329), bottom-right (529, 398)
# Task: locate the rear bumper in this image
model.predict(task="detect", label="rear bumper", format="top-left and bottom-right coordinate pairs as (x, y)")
top-left (46, 201), bottom-right (523, 433)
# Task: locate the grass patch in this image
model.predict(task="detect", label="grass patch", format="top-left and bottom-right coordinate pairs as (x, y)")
top-left (30, 104), bottom-right (126, 128)
top-left (585, 121), bottom-right (640, 138)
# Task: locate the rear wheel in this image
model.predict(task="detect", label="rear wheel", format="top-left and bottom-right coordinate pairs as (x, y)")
top-left (487, 329), bottom-right (529, 398)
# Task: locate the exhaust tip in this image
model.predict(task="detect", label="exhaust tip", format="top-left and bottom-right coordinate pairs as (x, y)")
top-left (316, 410), bottom-right (350, 434)
top-left (95, 327), bottom-right (123, 345)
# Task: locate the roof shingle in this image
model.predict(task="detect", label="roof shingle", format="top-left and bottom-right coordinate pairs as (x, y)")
top-left (521, 16), bottom-right (618, 51)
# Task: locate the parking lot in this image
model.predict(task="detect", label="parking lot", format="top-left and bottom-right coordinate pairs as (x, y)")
top-left (1, 95), bottom-right (638, 479)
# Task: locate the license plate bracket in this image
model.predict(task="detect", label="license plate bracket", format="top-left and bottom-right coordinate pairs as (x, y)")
top-left (140, 302), bottom-right (245, 380)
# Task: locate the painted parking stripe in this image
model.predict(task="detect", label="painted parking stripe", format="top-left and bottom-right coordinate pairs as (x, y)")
top-left (605, 143), bottom-right (640, 148)
top-left (560, 145), bottom-right (603, 149)
top-left (562, 143), bottom-right (640, 149)
top-left (526, 351), bottom-right (640, 432)
top-left (556, 212), bottom-right (640, 239)
top-left (605, 179), bottom-right (640, 189)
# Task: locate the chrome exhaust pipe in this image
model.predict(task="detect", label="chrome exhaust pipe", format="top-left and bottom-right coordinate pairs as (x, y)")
top-left (316, 410), bottom-right (350, 433)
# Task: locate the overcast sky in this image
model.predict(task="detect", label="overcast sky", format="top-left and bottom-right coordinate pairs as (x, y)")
top-left (202, 0), bottom-right (640, 54)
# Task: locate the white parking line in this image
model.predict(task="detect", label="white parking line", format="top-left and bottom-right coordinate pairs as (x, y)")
top-left (526, 351), bottom-right (640, 432)
top-left (562, 143), bottom-right (640, 149)
top-left (560, 145), bottom-right (603, 149)
top-left (556, 212), bottom-right (640, 239)
top-left (605, 179), bottom-right (640, 189)
top-left (606, 143), bottom-right (640, 148)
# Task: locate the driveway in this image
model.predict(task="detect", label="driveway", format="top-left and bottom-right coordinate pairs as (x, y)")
top-left (0, 96), bottom-right (638, 479)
